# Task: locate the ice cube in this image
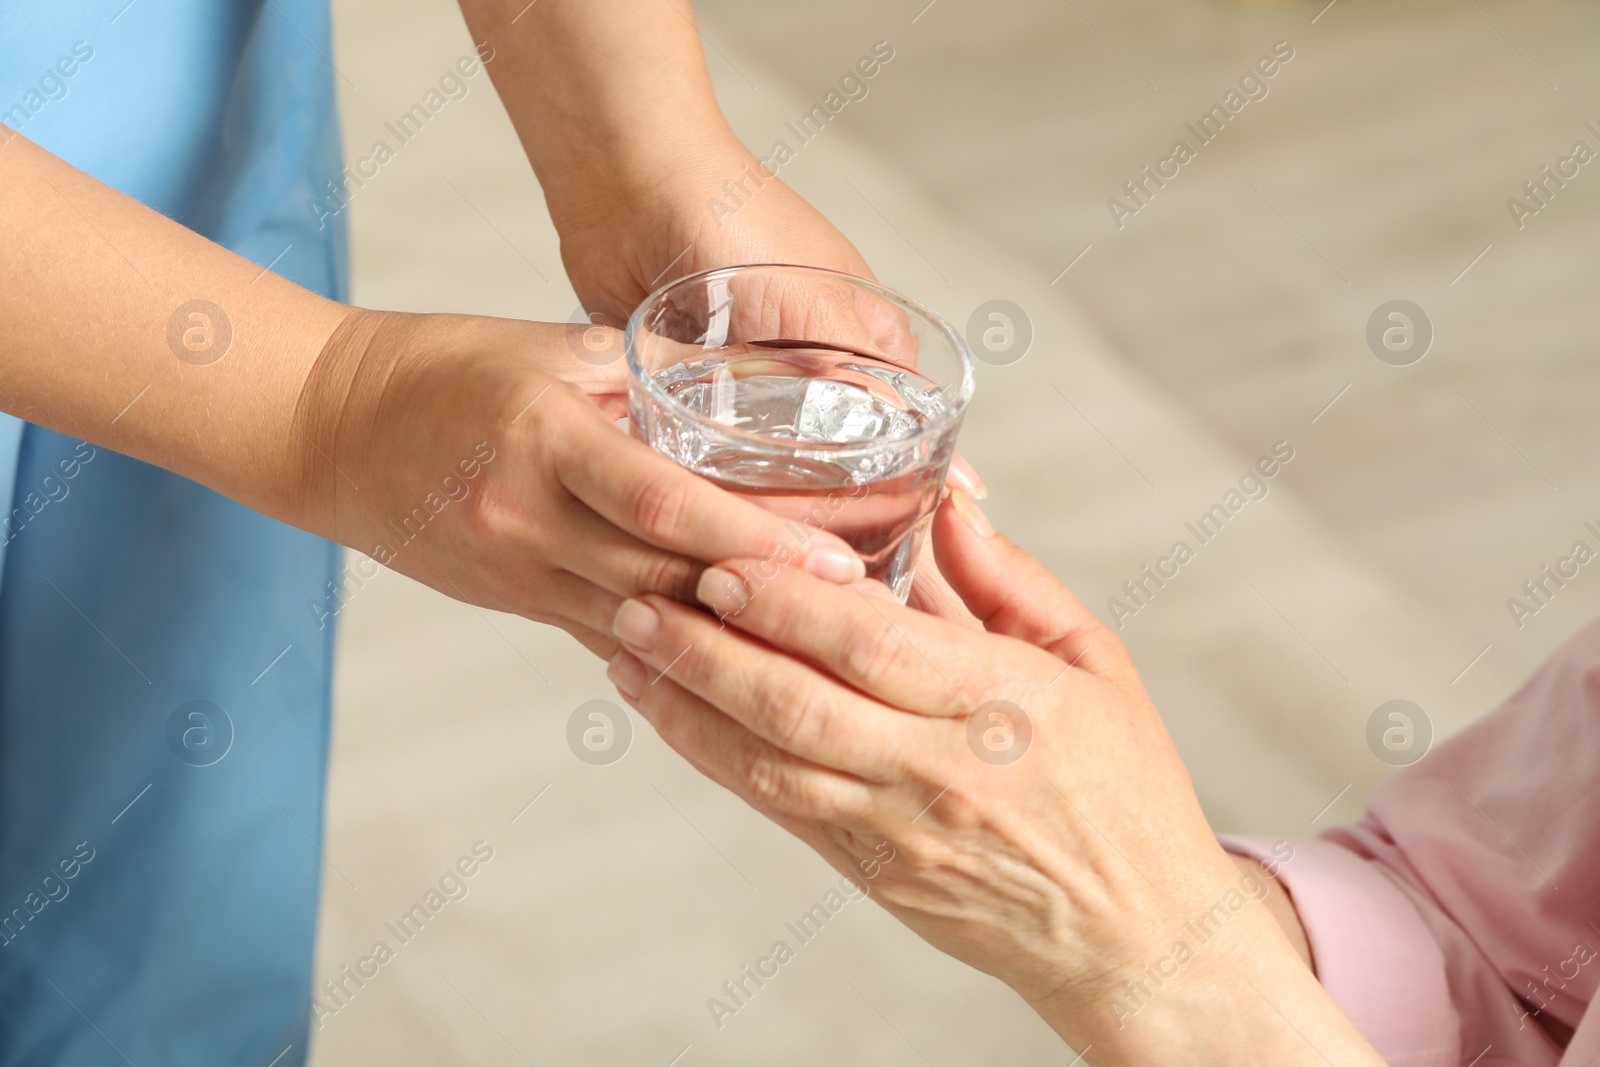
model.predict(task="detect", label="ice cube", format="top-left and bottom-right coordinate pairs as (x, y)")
top-left (721, 375), bottom-right (805, 433)
top-left (657, 353), bottom-right (937, 452)
top-left (845, 362), bottom-right (950, 421)
top-left (796, 379), bottom-right (894, 443)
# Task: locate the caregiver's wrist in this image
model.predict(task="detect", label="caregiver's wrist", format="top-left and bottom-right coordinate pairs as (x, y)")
top-left (287, 304), bottom-right (393, 539)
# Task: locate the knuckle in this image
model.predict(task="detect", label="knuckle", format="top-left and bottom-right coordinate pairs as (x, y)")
top-left (842, 619), bottom-right (916, 688)
top-left (634, 550), bottom-right (700, 600)
top-left (1082, 618), bottom-right (1124, 656)
top-left (933, 781), bottom-right (986, 829)
top-left (630, 477), bottom-right (693, 542)
top-left (739, 746), bottom-right (793, 809)
top-left (1076, 622), bottom-right (1138, 678)
top-left (454, 483), bottom-right (516, 554)
top-left (760, 678), bottom-right (834, 752)
top-left (753, 579), bottom-right (807, 635)
top-left (507, 378), bottom-right (579, 444)
top-left (895, 828), bottom-right (952, 870)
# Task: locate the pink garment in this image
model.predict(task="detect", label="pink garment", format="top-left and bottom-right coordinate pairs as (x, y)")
top-left (1225, 617), bottom-right (1600, 1067)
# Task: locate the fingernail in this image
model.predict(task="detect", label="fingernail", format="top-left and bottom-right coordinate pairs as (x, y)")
top-left (803, 543), bottom-right (866, 583)
top-left (949, 488), bottom-right (994, 538)
top-left (611, 599), bottom-right (661, 652)
top-left (608, 650), bottom-right (647, 701)
top-left (947, 454), bottom-right (988, 500)
top-left (851, 578), bottom-right (900, 602)
top-left (697, 566), bottom-right (750, 616)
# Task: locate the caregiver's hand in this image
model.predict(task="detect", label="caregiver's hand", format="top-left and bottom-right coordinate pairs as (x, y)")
top-left (454, 0), bottom-right (921, 365)
top-left (0, 133), bottom-right (864, 661)
top-left (294, 309), bottom-right (864, 657)
top-left (606, 497), bottom-right (1384, 1065)
top-left (457, 0), bottom-right (872, 326)
top-left (553, 130), bottom-right (874, 332)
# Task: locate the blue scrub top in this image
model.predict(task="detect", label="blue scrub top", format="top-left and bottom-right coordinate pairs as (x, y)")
top-left (1, 2), bottom-right (346, 1063)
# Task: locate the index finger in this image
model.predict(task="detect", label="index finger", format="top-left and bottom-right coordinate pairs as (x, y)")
top-left (695, 559), bottom-right (1042, 718)
top-left (555, 407), bottom-right (866, 583)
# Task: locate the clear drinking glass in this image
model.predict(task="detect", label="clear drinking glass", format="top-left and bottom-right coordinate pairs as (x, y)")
top-left (626, 263), bottom-right (975, 601)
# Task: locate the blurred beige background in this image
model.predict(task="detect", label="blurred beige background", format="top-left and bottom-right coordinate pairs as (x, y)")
top-left (311, 0), bottom-right (1600, 1062)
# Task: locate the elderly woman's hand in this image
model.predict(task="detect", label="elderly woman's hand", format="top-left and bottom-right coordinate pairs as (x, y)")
top-left (605, 494), bottom-right (1383, 1065)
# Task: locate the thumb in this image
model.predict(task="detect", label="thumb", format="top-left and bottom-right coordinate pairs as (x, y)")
top-left (905, 539), bottom-right (985, 629)
top-left (543, 323), bottom-right (630, 418)
top-left (932, 490), bottom-right (1128, 677)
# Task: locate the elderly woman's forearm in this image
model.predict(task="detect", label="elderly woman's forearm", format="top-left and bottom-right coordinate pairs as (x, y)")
top-left (1028, 913), bottom-right (1381, 1066)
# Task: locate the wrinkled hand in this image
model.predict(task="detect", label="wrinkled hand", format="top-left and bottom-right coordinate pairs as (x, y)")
top-left (293, 308), bottom-right (865, 657)
top-left (605, 494), bottom-right (1227, 1008)
top-left (604, 494), bottom-right (1383, 1064)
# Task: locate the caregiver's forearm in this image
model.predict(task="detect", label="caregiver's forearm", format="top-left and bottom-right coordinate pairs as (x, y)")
top-left (455, 0), bottom-right (739, 230)
top-left (0, 131), bottom-right (350, 524)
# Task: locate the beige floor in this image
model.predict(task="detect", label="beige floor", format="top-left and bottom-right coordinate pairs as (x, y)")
top-left (310, 1), bottom-right (1600, 1063)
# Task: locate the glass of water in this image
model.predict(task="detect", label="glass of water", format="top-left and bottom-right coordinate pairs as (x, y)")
top-left (625, 263), bottom-right (975, 601)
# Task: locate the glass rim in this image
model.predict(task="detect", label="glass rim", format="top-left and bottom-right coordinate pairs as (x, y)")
top-left (624, 263), bottom-right (976, 457)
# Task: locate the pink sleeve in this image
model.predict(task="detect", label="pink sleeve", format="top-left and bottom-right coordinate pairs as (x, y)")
top-left (1224, 618), bottom-right (1600, 1067)
top-left (1221, 834), bottom-right (1461, 1064)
